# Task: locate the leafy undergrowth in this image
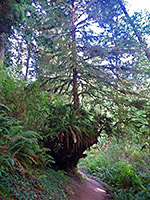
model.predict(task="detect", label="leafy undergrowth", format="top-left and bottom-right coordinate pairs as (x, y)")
top-left (0, 104), bottom-right (75, 200)
top-left (78, 135), bottom-right (150, 200)
top-left (0, 168), bottom-right (75, 200)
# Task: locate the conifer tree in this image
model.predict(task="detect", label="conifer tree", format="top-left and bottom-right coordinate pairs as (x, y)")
top-left (3, 0), bottom-right (150, 169)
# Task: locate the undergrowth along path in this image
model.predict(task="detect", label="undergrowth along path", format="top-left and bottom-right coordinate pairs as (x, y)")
top-left (71, 170), bottom-right (111, 200)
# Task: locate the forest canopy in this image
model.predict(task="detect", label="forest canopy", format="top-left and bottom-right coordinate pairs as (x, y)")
top-left (0, 0), bottom-right (150, 169)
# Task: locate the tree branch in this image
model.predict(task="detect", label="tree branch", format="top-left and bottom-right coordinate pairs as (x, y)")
top-left (119, 0), bottom-right (150, 61)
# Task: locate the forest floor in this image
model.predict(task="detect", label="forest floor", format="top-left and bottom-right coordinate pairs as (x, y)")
top-left (71, 170), bottom-right (111, 200)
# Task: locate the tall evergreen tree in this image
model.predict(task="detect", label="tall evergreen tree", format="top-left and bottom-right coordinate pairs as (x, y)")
top-left (35, 0), bottom-right (141, 106)
top-left (3, 0), bottom-right (150, 169)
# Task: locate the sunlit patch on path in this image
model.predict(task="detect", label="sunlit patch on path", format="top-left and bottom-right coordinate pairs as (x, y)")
top-left (71, 170), bottom-right (111, 200)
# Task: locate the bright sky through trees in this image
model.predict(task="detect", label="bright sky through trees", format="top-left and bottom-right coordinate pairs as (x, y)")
top-left (127, 0), bottom-right (150, 45)
top-left (127, 0), bottom-right (150, 13)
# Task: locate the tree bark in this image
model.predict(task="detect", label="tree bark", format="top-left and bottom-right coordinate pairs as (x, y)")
top-left (119, 0), bottom-right (150, 61)
top-left (25, 46), bottom-right (30, 80)
top-left (0, 34), bottom-right (5, 66)
top-left (72, 0), bottom-right (80, 110)
top-left (43, 129), bottom-right (100, 170)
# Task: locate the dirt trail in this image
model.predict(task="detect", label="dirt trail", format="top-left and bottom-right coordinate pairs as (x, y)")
top-left (71, 170), bottom-right (111, 200)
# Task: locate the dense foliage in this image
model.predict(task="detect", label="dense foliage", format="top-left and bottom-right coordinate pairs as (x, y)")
top-left (0, 104), bottom-right (76, 199)
top-left (0, 0), bottom-right (150, 199)
top-left (79, 135), bottom-right (150, 199)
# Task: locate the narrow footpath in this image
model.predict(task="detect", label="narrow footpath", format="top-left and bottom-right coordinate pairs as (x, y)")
top-left (71, 170), bottom-right (111, 200)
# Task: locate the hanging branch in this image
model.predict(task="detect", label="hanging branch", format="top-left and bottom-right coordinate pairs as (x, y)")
top-left (119, 0), bottom-right (150, 61)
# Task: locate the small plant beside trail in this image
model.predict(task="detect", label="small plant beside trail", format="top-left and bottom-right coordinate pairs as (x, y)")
top-left (78, 135), bottom-right (150, 200)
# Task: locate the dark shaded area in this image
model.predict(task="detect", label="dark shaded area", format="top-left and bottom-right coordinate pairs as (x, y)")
top-left (39, 103), bottom-right (102, 170)
top-left (43, 131), bottom-right (99, 170)
top-left (0, 0), bottom-right (20, 34)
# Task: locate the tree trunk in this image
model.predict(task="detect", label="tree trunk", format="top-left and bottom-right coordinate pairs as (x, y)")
top-left (72, 0), bottom-right (80, 110)
top-left (43, 130), bottom-right (100, 170)
top-left (73, 68), bottom-right (80, 109)
top-left (25, 47), bottom-right (30, 80)
top-left (0, 34), bottom-right (5, 66)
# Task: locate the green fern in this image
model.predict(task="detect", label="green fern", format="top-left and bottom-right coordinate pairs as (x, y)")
top-left (0, 105), bottom-right (53, 176)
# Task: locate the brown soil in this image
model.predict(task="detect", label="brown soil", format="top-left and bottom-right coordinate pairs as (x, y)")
top-left (71, 170), bottom-right (111, 200)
